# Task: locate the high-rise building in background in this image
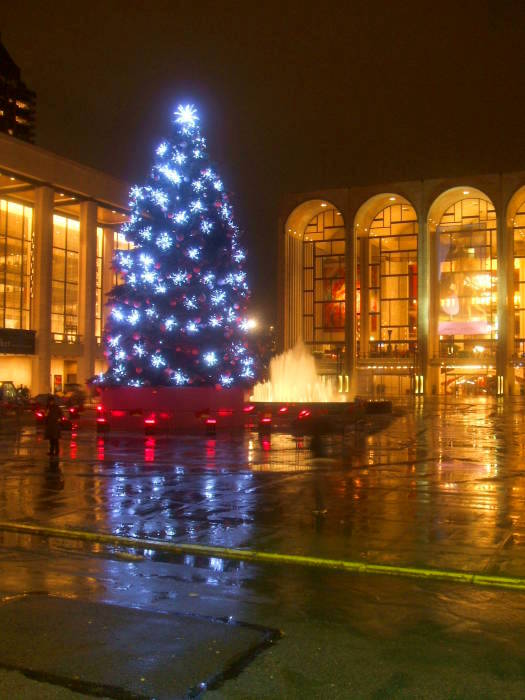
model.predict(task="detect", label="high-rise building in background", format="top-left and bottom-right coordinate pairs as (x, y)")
top-left (0, 35), bottom-right (36, 143)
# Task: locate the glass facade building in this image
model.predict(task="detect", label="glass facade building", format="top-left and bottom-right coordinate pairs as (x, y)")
top-left (0, 131), bottom-right (129, 393)
top-left (281, 178), bottom-right (525, 397)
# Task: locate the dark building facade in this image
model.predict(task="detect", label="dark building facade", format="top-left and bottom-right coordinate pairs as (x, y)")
top-left (0, 36), bottom-right (36, 143)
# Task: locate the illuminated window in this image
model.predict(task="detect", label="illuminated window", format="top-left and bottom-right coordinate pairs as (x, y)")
top-left (361, 203), bottom-right (418, 358)
top-left (302, 208), bottom-right (345, 355)
top-left (438, 198), bottom-right (497, 358)
top-left (96, 227), bottom-right (104, 342)
top-left (513, 201), bottom-right (525, 357)
top-left (113, 231), bottom-right (133, 286)
top-left (51, 215), bottom-right (79, 342)
top-left (0, 199), bottom-right (33, 329)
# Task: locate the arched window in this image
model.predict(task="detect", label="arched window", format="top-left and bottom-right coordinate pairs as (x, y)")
top-left (513, 200), bottom-right (525, 358)
top-left (437, 198), bottom-right (497, 358)
top-left (302, 208), bottom-right (345, 357)
top-left (362, 203), bottom-right (418, 357)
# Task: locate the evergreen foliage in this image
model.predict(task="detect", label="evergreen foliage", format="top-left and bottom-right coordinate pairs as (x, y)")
top-left (98, 105), bottom-right (256, 388)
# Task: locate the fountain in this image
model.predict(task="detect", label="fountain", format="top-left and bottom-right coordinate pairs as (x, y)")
top-left (251, 340), bottom-right (341, 403)
top-left (248, 341), bottom-right (391, 432)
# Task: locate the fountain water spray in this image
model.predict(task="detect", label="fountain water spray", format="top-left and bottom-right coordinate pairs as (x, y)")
top-left (251, 341), bottom-right (341, 402)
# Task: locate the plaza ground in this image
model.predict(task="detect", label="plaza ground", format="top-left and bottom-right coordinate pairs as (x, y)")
top-left (2, 399), bottom-right (525, 697)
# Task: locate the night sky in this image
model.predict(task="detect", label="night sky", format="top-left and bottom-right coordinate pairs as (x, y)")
top-left (2, 0), bottom-right (525, 323)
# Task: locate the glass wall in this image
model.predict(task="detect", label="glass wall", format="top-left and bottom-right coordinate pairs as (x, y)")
top-left (364, 203), bottom-right (418, 357)
top-left (51, 215), bottom-right (79, 342)
top-left (514, 201), bottom-right (525, 361)
top-left (302, 208), bottom-right (345, 365)
top-left (513, 200), bottom-right (525, 393)
top-left (95, 227), bottom-right (104, 342)
top-left (0, 199), bottom-right (33, 329)
top-left (437, 198), bottom-right (497, 360)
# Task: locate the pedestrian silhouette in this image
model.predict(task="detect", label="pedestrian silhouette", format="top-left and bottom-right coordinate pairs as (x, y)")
top-left (45, 396), bottom-right (63, 458)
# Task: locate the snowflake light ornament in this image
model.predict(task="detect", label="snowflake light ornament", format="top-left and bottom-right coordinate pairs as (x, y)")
top-left (203, 351), bottom-right (218, 366)
top-left (175, 104), bottom-right (199, 128)
top-left (156, 232), bottom-right (173, 250)
top-left (151, 354), bottom-right (167, 368)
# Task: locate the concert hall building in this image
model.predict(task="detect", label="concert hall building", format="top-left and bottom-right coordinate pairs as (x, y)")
top-left (278, 173), bottom-right (525, 396)
top-left (0, 132), bottom-right (129, 395)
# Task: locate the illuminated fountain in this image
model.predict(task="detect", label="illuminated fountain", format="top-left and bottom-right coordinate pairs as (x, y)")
top-left (251, 341), bottom-right (342, 403)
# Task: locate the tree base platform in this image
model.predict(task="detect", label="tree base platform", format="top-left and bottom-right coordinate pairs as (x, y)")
top-left (96, 385), bottom-right (248, 432)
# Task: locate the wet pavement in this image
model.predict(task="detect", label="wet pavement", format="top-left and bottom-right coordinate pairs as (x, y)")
top-left (2, 398), bottom-right (525, 697)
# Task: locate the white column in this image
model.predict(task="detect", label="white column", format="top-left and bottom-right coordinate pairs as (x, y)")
top-left (32, 186), bottom-right (54, 394)
top-left (78, 201), bottom-right (97, 385)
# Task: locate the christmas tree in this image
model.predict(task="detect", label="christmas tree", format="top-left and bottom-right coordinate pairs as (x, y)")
top-left (98, 104), bottom-right (256, 389)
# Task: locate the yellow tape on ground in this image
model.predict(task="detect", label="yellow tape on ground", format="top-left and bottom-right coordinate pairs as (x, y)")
top-left (0, 521), bottom-right (524, 591)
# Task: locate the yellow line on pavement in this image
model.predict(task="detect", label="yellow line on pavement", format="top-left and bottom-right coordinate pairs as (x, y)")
top-left (1, 521), bottom-right (524, 591)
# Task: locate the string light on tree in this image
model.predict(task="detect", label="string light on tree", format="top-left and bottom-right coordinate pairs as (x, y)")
top-left (100, 103), bottom-right (257, 387)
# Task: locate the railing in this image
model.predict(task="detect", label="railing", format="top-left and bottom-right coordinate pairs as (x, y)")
top-left (366, 340), bottom-right (417, 359)
top-left (514, 339), bottom-right (525, 359)
top-left (307, 343), bottom-right (345, 375)
top-left (52, 332), bottom-right (81, 344)
top-left (439, 339), bottom-right (495, 360)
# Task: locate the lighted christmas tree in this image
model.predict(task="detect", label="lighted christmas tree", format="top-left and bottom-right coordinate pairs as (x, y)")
top-left (98, 104), bottom-right (256, 388)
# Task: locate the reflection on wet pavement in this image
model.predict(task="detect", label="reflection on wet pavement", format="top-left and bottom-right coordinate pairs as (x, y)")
top-left (3, 398), bottom-right (525, 695)
top-left (2, 398), bottom-right (525, 577)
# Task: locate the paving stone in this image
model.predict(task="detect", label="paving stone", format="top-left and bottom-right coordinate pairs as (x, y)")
top-left (0, 595), bottom-right (272, 699)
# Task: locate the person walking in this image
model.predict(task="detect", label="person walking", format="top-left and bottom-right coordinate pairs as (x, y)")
top-left (45, 396), bottom-right (63, 457)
